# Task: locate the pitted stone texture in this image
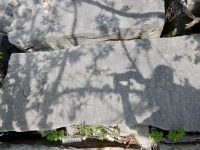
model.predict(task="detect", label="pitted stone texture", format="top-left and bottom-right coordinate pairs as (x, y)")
top-left (8, 0), bottom-right (165, 51)
top-left (0, 0), bottom-right (40, 33)
top-left (0, 144), bottom-right (138, 150)
top-left (159, 144), bottom-right (200, 150)
top-left (2, 143), bottom-right (200, 150)
top-left (1, 34), bottom-right (200, 132)
top-left (161, 135), bottom-right (200, 143)
top-left (0, 0), bottom-right (15, 33)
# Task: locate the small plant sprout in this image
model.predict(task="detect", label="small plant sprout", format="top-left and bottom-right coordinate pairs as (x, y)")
top-left (42, 130), bottom-right (64, 141)
top-left (77, 122), bottom-right (108, 140)
top-left (114, 129), bottom-right (120, 136)
top-left (0, 52), bottom-right (3, 59)
top-left (99, 132), bottom-right (107, 140)
top-left (129, 126), bottom-right (134, 129)
top-left (78, 122), bottom-right (91, 136)
top-left (167, 128), bottom-right (185, 141)
top-left (150, 130), bottom-right (163, 143)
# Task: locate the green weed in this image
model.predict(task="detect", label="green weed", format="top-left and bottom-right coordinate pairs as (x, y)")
top-left (0, 52), bottom-right (3, 59)
top-left (129, 126), bottom-right (134, 129)
top-left (150, 130), bottom-right (163, 143)
top-left (78, 122), bottom-right (108, 140)
top-left (167, 128), bottom-right (185, 141)
top-left (42, 130), bottom-right (64, 141)
top-left (114, 129), bottom-right (120, 136)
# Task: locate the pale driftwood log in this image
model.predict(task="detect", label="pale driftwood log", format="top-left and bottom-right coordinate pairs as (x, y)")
top-left (180, 0), bottom-right (200, 28)
top-left (185, 18), bottom-right (200, 28)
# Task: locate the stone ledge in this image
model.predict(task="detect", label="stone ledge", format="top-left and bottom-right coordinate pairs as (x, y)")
top-left (1, 34), bottom-right (200, 132)
top-left (8, 0), bottom-right (165, 51)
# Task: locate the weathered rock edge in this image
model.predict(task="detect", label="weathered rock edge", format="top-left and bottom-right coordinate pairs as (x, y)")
top-left (1, 34), bottom-right (200, 132)
top-left (0, 144), bottom-right (139, 150)
top-left (0, 0), bottom-right (15, 33)
top-left (1, 143), bottom-right (200, 150)
top-left (8, 0), bottom-right (165, 51)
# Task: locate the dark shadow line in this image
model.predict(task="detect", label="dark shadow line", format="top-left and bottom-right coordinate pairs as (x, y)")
top-left (71, 1), bottom-right (78, 46)
top-left (81, 0), bottom-right (164, 19)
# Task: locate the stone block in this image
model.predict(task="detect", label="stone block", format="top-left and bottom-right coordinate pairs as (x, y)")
top-left (0, 0), bottom-right (15, 33)
top-left (8, 0), bottom-right (165, 51)
top-left (159, 143), bottom-right (200, 150)
top-left (0, 144), bottom-right (138, 150)
top-left (1, 34), bottom-right (200, 132)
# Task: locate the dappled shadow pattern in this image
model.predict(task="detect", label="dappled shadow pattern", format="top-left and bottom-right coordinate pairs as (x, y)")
top-left (0, 0), bottom-right (200, 132)
top-left (114, 64), bottom-right (200, 129)
top-left (1, 34), bottom-right (200, 131)
top-left (8, 0), bottom-right (165, 51)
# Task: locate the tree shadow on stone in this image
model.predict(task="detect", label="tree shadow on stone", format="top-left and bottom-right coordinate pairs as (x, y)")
top-left (0, 0), bottom-right (165, 132)
top-left (114, 64), bottom-right (200, 131)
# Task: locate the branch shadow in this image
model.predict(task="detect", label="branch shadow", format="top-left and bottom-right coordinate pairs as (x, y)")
top-left (8, 0), bottom-right (165, 51)
top-left (3, 0), bottom-right (199, 133)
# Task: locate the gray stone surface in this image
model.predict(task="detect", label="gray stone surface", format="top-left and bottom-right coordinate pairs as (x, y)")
top-left (8, 0), bottom-right (165, 51)
top-left (0, 0), bottom-right (41, 34)
top-left (2, 143), bottom-right (200, 150)
top-left (159, 144), bottom-right (200, 150)
top-left (1, 34), bottom-right (200, 132)
top-left (0, 0), bottom-right (15, 33)
top-left (0, 143), bottom-right (137, 150)
top-left (161, 135), bottom-right (200, 143)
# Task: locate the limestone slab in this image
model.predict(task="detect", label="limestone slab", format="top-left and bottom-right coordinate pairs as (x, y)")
top-left (0, 144), bottom-right (138, 150)
top-left (8, 0), bottom-right (165, 51)
top-left (1, 34), bottom-right (200, 132)
top-left (0, 0), bottom-right (15, 33)
top-left (2, 143), bottom-right (200, 150)
top-left (159, 144), bottom-right (200, 150)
